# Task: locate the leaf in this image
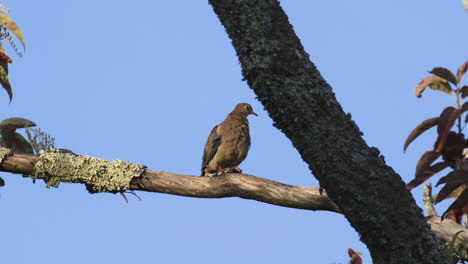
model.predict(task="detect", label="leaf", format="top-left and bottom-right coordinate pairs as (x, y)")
top-left (415, 76), bottom-right (452, 98)
top-left (440, 132), bottom-right (466, 162)
top-left (457, 61), bottom-right (468, 84)
top-left (429, 67), bottom-right (458, 85)
top-left (426, 161), bottom-right (451, 177)
top-left (446, 230), bottom-right (465, 263)
top-left (0, 132), bottom-right (34, 154)
top-left (348, 248), bottom-right (363, 264)
top-left (407, 150), bottom-right (441, 189)
top-left (0, 117), bottom-right (36, 129)
top-left (409, 161), bottom-right (450, 192)
top-left (0, 61), bottom-right (11, 102)
top-left (460, 85), bottom-right (468, 99)
top-left (15, 133), bottom-right (33, 154)
top-left (441, 187), bottom-right (468, 224)
top-left (435, 170), bottom-right (468, 203)
top-left (403, 117), bottom-right (439, 152)
top-left (462, 101), bottom-right (468, 112)
top-left (435, 107), bottom-right (462, 153)
top-left (0, 11), bottom-right (25, 50)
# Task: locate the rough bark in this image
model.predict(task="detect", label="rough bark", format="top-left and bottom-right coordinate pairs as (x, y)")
top-left (2, 153), bottom-right (467, 250)
top-left (208, 0), bottom-right (447, 263)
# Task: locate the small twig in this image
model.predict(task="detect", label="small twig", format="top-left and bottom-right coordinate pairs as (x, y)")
top-left (423, 183), bottom-right (439, 217)
top-left (119, 191), bottom-right (129, 203)
top-left (126, 190), bottom-right (142, 201)
top-left (119, 190), bottom-right (141, 203)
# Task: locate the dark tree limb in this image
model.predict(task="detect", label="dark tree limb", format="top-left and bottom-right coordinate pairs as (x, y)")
top-left (1, 153), bottom-right (467, 250)
top-left (208, 0), bottom-right (447, 263)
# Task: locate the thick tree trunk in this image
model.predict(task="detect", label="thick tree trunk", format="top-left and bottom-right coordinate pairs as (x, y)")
top-left (208, 0), bottom-right (448, 263)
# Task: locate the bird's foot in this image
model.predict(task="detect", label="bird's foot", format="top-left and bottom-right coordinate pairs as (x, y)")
top-left (217, 167), bottom-right (243, 175)
top-left (204, 172), bottom-right (218, 177)
top-left (232, 166), bottom-right (242, 174)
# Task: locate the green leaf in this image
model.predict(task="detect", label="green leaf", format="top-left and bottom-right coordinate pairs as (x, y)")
top-left (446, 230), bottom-right (465, 264)
top-left (15, 132), bottom-right (33, 154)
top-left (0, 117), bottom-right (36, 129)
top-left (0, 132), bottom-right (34, 154)
top-left (429, 67), bottom-right (458, 85)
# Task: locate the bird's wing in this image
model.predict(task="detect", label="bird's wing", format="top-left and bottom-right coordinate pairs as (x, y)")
top-left (202, 125), bottom-right (222, 170)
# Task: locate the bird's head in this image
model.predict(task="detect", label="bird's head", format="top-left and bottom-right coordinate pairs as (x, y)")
top-left (234, 103), bottom-right (258, 117)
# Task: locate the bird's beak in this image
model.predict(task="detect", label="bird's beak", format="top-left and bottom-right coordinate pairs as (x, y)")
top-left (251, 111), bottom-right (258, 117)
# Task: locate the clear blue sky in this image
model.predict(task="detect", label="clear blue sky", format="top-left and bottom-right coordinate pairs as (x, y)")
top-left (1, 1), bottom-right (467, 263)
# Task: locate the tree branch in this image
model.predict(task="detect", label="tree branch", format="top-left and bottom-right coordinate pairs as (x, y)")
top-left (427, 216), bottom-right (468, 261)
top-left (423, 183), bottom-right (439, 217)
top-left (2, 152), bottom-right (467, 249)
top-left (0, 153), bottom-right (340, 213)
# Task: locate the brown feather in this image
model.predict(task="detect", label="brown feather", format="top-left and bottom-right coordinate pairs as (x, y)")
top-left (201, 103), bottom-right (256, 176)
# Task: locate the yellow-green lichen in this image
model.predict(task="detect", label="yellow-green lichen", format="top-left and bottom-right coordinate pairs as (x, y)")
top-left (0, 147), bottom-right (12, 163)
top-left (34, 149), bottom-right (146, 193)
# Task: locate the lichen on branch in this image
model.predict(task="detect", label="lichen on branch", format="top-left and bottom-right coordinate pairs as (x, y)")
top-left (33, 149), bottom-right (146, 193)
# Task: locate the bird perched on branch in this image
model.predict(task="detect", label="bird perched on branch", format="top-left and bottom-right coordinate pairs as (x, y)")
top-left (201, 103), bottom-right (257, 176)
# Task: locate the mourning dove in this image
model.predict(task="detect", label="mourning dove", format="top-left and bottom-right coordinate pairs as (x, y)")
top-left (201, 103), bottom-right (257, 176)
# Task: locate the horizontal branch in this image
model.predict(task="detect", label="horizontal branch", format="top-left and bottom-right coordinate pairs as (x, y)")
top-left (131, 170), bottom-right (340, 212)
top-left (0, 153), bottom-right (341, 213)
top-left (1, 152), bottom-right (467, 249)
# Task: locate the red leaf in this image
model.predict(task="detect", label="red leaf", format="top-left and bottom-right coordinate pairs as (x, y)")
top-left (429, 67), bottom-right (458, 85)
top-left (403, 117), bottom-right (439, 152)
top-left (348, 248), bottom-right (363, 264)
top-left (440, 132), bottom-right (466, 162)
top-left (460, 85), bottom-right (468, 99)
top-left (435, 107), bottom-right (462, 153)
top-left (0, 53), bottom-right (12, 64)
top-left (457, 61), bottom-right (468, 84)
top-left (435, 170), bottom-right (468, 203)
top-left (0, 61), bottom-right (11, 102)
top-left (426, 161), bottom-right (451, 177)
top-left (407, 151), bottom-right (441, 189)
top-left (415, 76), bottom-right (452, 98)
top-left (442, 187), bottom-right (468, 224)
